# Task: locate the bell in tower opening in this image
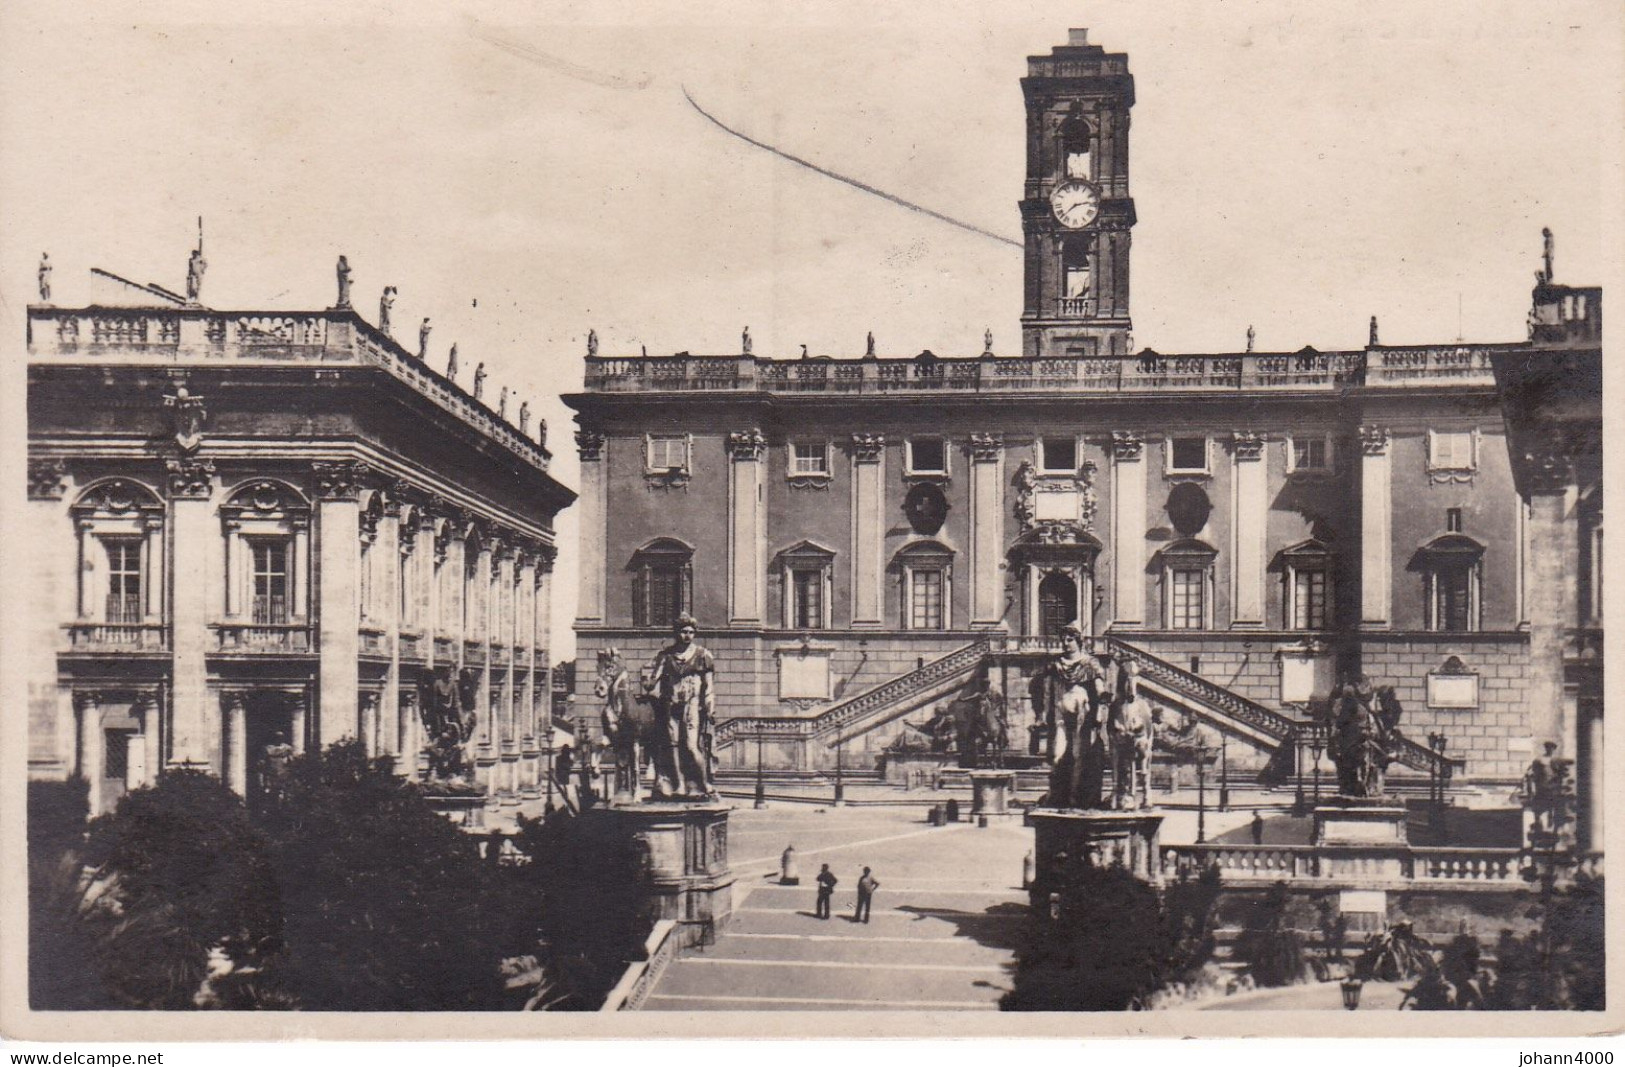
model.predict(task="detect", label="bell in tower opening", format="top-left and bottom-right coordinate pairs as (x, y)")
top-left (1020, 31), bottom-right (1136, 359)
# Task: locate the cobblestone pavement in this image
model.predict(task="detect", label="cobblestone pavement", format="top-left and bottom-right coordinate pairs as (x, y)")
top-left (645, 805), bottom-right (1031, 1010)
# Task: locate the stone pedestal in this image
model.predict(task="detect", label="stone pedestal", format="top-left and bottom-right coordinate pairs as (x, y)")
top-left (1313, 799), bottom-right (1409, 881)
top-left (587, 802), bottom-right (734, 936)
top-left (1027, 808), bottom-right (1164, 908)
top-left (970, 769), bottom-right (1017, 816)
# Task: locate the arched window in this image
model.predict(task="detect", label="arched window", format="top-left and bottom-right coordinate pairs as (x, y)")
top-left (1059, 110), bottom-right (1093, 180)
top-left (892, 540), bottom-right (955, 630)
top-left (1038, 571), bottom-right (1079, 637)
top-left (71, 480), bottom-right (165, 634)
top-left (220, 480), bottom-right (311, 629)
top-left (1418, 532), bottom-right (1485, 633)
top-left (630, 538), bottom-right (694, 629)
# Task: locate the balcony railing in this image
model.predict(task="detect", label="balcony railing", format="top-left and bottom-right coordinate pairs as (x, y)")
top-left (215, 623), bottom-right (313, 653)
top-left (105, 595), bottom-right (144, 624)
top-left (65, 622), bottom-right (168, 652)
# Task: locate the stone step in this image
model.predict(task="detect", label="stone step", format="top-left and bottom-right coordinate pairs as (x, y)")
top-left (654, 955), bottom-right (1012, 1004)
top-left (694, 931), bottom-right (1016, 967)
top-left (723, 904), bottom-right (1028, 946)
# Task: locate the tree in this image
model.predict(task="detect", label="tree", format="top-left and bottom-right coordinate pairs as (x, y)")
top-left (1004, 864), bottom-right (1184, 1011)
top-left (28, 778), bottom-right (109, 1010)
top-left (1233, 882), bottom-right (1310, 987)
top-left (74, 771), bottom-right (280, 1009)
top-left (252, 740), bottom-right (522, 1010)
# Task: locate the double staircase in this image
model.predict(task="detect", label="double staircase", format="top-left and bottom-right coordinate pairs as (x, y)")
top-left (714, 635), bottom-right (1452, 783)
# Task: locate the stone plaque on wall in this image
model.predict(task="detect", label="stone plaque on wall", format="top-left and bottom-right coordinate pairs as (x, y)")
top-left (779, 650), bottom-right (831, 700)
top-left (1427, 671), bottom-right (1479, 708)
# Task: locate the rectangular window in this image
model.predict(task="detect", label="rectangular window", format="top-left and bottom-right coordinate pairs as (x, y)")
top-left (1170, 568), bottom-right (1205, 629)
top-left (1169, 437), bottom-right (1208, 473)
top-left (1435, 566), bottom-right (1473, 632)
top-left (251, 541), bottom-right (290, 624)
top-left (791, 442), bottom-right (829, 476)
top-left (908, 438), bottom-right (947, 474)
top-left (1291, 437), bottom-right (1332, 472)
top-left (1293, 568), bottom-right (1328, 629)
top-left (104, 729), bottom-right (129, 780)
top-left (1041, 437), bottom-right (1078, 473)
top-left (103, 539), bottom-right (142, 622)
top-left (791, 569), bottom-right (824, 629)
top-left (648, 435), bottom-right (690, 471)
top-left (645, 564), bottom-right (685, 630)
top-left (1446, 508), bottom-right (1463, 533)
top-left (1429, 430), bottom-right (1475, 470)
top-left (910, 569), bottom-right (945, 629)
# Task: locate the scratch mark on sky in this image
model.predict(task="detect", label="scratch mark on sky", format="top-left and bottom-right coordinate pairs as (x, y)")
top-left (681, 86), bottom-right (1022, 249)
top-left (466, 18), bottom-right (653, 91)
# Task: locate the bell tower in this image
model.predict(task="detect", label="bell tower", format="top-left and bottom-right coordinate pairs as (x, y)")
top-left (1020, 29), bottom-right (1135, 358)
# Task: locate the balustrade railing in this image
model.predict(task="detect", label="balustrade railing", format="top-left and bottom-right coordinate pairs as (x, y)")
top-left (215, 623), bottom-right (313, 653)
top-left (65, 622), bottom-right (168, 652)
top-left (1161, 844), bottom-right (1319, 881)
top-left (1410, 848), bottom-right (1521, 883)
top-left (1162, 844), bottom-right (1525, 886)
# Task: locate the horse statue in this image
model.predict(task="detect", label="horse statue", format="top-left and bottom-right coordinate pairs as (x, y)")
top-left (946, 680), bottom-right (1008, 769)
top-left (1327, 677), bottom-right (1404, 799)
top-left (1107, 657), bottom-right (1155, 811)
top-left (595, 647), bottom-right (659, 803)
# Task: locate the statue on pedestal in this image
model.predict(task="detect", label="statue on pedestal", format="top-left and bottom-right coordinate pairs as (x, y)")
top-left (420, 665), bottom-right (477, 784)
top-left (1517, 741), bottom-right (1576, 846)
top-left (418, 317), bottom-right (432, 360)
top-left (498, 385), bottom-right (508, 420)
top-left (595, 647), bottom-right (659, 804)
top-left (38, 253), bottom-right (51, 302)
top-left (1035, 624), bottom-right (1109, 809)
top-left (1107, 659), bottom-right (1155, 811)
top-left (587, 329), bottom-right (598, 358)
top-left (945, 676), bottom-right (1007, 769)
top-left (446, 343), bottom-right (459, 382)
top-left (473, 362), bottom-right (486, 400)
top-left (1326, 676), bottom-right (1404, 798)
top-left (642, 613), bottom-right (717, 800)
top-left (518, 401), bottom-right (531, 435)
top-left (186, 246), bottom-right (207, 304)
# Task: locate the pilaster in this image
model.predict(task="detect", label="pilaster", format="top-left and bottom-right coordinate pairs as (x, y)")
top-left (575, 427), bottom-right (607, 624)
top-left (969, 433), bottom-right (1005, 627)
top-left (727, 429), bottom-right (767, 625)
top-left (850, 434), bottom-right (885, 627)
top-left (314, 460), bottom-right (365, 746)
top-left (1358, 426), bottom-right (1392, 629)
top-left (1230, 432), bottom-right (1266, 626)
top-left (1524, 450), bottom-right (1578, 756)
top-left (166, 458), bottom-right (215, 769)
top-left (1109, 432), bottom-right (1144, 626)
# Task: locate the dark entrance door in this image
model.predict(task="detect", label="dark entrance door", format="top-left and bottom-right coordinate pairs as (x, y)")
top-left (1038, 572), bottom-right (1078, 637)
top-left (245, 695), bottom-right (296, 803)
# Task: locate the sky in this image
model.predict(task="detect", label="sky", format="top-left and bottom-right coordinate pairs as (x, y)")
top-left (2, 0), bottom-right (1619, 657)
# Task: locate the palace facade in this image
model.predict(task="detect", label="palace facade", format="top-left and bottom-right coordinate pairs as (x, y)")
top-left (565, 31), bottom-right (1603, 808)
top-left (25, 266), bottom-right (573, 816)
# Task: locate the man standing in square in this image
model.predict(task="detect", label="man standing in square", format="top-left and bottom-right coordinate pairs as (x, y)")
top-left (855, 866), bottom-right (879, 924)
top-left (815, 864), bottom-right (838, 920)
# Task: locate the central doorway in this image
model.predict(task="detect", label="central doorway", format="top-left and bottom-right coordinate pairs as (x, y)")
top-left (1038, 571), bottom-right (1079, 637)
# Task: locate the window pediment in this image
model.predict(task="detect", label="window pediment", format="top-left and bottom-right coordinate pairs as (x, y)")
top-left (777, 539), bottom-right (837, 565)
top-left (1417, 532), bottom-right (1486, 559)
top-left (1157, 538), bottom-right (1218, 565)
top-left (891, 539), bottom-right (955, 569)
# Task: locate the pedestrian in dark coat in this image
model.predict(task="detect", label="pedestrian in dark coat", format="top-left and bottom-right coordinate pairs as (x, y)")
top-left (815, 863), bottom-right (838, 920)
top-left (854, 866), bottom-right (879, 923)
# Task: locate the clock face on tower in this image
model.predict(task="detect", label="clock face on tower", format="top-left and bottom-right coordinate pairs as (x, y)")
top-left (1050, 180), bottom-right (1100, 229)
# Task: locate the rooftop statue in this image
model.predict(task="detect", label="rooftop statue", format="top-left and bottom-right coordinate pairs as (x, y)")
top-left (37, 253), bottom-right (51, 302)
top-left (587, 328), bottom-right (598, 358)
top-left (498, 386), bottom-right (508, 419)
top-left (473, 362), bottom-right (486, 400)
top-left (742, 326), bottom-right (752, 355)
top-left (446, 342), bottom-right (459, 382)
top-left (418, 317), bottom-right (432, 360)
top-left (335, 255), bottom-right (352, 308)
top-left (518, 401), bottom-right (530, 435)
top-left (186, 247), bottom-right (207, 303)
top-left (378, 286), bottom-right (397, 335)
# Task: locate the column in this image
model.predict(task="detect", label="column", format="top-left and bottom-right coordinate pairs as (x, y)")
top-left (224, 692), bottom-right (247, 796)
top-left (851, 434), bottom-right (885, 627)
top-left (290, 692), bottom-right (308, 755)
top-left (728, 429), bottom-right (767, 624)
top-left (1110, 433), bottom-right (1145, 626)
top-left (314, 461), bottom-right (365, 746)
top-left (166, 458), bottom-right (215, 769)
top-left (574, 428), bottom-right (607, 624)
top-left (1357, 426), bottom-right (1392, 629)
top-left (359, 690), bottom-right (380, 757)
top-left (76, 692), bottom-right (103, 815)
top-left (143, 519), bottom-right (164, 621)
top-left (139, 695), bottom-right (161, 789)
top-left (1230, 432), bottom-right (1266, 626)
top-left (380, 497), bottom-right (401, 763)
top-left (969, 433), bottom-right (1005, 627)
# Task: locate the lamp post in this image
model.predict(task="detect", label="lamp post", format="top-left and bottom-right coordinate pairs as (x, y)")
top-left (1292, 730), bottom-right (1307, 817)
top-left (1310, 735), bottom-right (1324, 806)
top-left (1340, 976), bottom-right (1364, 1010)
top-left (543, 721), bottom-right (555, 815)
top-left (754, 733), bottom-right (768, 809)
top-left (1196, 748), bottom-right (1209, 844)
top-left (1218, 733), bottom-right (1230, 811)
top-left (834, 734), bottom-right (846, 806)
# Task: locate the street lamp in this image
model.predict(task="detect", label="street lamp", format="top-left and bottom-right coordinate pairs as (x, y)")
top-left (1310, 734), bottom-right (1324, 806)
top-left (833, 733), bottom-right (846, 806)
top-left (543, 722), bottom-right (555, 815)
top-left (754, 733), bottom-right (768, 809)
top-left (1291, 729), bottom-right (1307, 817)
top-left (1218, 733), bottom-right (1230, 811)
top-left (1340, 976), bottom-right (1364, 1010)
top-left (1196, 747), bottom-right (1210, 844)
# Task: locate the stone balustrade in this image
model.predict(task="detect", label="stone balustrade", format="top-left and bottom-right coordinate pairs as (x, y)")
top-left (63, 621), bottom-right (169, 652)
top-left (1161, 842), bottom-right (1526, 889)
top-left (213, 622), bottom-right (313, 654)
top-left (28, 306), bottom-right (550, 473)
top-left (577, 344), bottom-right (1515, 396)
